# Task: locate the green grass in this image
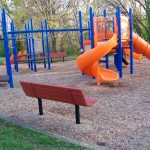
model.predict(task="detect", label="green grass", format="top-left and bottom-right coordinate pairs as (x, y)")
top-left (0, 55), bottom-right (78, 65)
top-left (51, 55), bottom-right (78, 62)
top-left (0, 118), bottom-right (90, 150)
top-left (0, 57), bottom-right (5, 65)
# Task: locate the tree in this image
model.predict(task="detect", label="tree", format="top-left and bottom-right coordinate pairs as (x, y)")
top-left (106, 0), bottom-right (150, 42)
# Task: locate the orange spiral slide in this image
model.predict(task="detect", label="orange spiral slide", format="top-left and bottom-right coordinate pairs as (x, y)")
top-left (133, 32), bottom-right (150, 60)
top-left (76, 34), bottom-right (119, 86)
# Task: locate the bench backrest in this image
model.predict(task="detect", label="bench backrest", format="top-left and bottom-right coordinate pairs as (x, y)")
top-left (57, 52), bottom-right (67, 57)
top-left (20, 81), bottom-right (90, 106)
top-left (50, 52), bottom-right (67, 58)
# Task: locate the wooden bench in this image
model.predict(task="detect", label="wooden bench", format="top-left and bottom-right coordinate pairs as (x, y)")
top-left (20, 81), bottom-right (96, 124)
top-left (50, 52), bottom-right (67, 63)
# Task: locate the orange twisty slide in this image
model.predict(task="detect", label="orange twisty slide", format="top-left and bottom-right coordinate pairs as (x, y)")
top-left (133, 32), bottom-right (150, 60)
top-left (76, 34), bottom-right (119, 85)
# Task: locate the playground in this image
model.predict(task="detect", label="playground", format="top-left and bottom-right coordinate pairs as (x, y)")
top-left (0, 58), bottom-right (150, 150)
top-left (0, 3), bottom-right (150, 150)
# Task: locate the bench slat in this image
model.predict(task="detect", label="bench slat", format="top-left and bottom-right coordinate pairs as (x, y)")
top-left (32, 84), bottom-right (74, 104)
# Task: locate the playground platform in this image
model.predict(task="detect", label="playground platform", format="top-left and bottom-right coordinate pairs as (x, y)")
top-left (0, 59), bottom-right (150, 150)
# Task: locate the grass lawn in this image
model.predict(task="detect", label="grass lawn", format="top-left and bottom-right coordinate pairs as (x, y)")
top-left (0, 118), bottom-right (90, 150)
top-left (0, 55), bottom-right (78, 65)
top-left (0, 57), bottom-right (5, 65)
top-left (51, 55), bottom-right (78, 62)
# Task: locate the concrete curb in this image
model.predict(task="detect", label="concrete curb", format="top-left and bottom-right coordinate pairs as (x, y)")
top-left (0, 114), bottom-right (110, 150)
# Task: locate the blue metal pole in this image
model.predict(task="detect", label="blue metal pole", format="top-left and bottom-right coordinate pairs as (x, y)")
top-left (117, 6), bottom-right (123, 78)
top-left (11, 21), bottom-right (18, 72)
top-left (129, 8), bottom-right (133, 74)
top-left (88, 21), bottom-right (91, 40)
top-left (8, 28), bottom-right (90, 35)
top-left (115, 12), bottom-right (119, 70)
top-left (30, 19), bottom-right (37, 72)
top-left (79, 11), bottom-right (84, 75)
top-left (112, 17), bottom-right (115, 32)
top-left (104, 9), bottom-right (107, 39)
top-left (28, 21), bottom-right (33, 70)
top-left (41, 21), bottom-right (46, 68)
top-left (79, 11), bottom-right (83, 54)
top-left (104, 9), bottom-right (109, 69)
top-left (45, 20), bottom-right (51, 70)
top-left (89, 7), bottom-right (95, 79)
top-left (90, 7), bottom-right (94, 49)
top-left (2, 8), bottom-right (14, 88)
top-left (25, 23), bottom-right (30, 69)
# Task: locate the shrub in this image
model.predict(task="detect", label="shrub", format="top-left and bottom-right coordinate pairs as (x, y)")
top-left (16, 40), bottom-right (26, 52)
top-left (65, 44), bottom-right (80, 56)
top-left (0, 40), bottom-right (4, 57)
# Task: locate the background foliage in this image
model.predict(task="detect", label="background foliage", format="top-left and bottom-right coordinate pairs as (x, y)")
top-left (0, 0), bottom-right (149, 56)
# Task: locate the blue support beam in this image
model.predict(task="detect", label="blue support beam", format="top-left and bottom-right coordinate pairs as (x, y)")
top-left (88, 21), bottom-right (91, 40)
top-left (8, 28), bottom-right (90, 35)
top-left (129, 8), bottom-right (133, 74)
top-left (25, 23), bottom-right (31, 69)
top-left (79, 11), bottom-right (84, 54)
top-left (117, 6), bottom-right (123, 78)
top-left (11, 21), bottom-right (18, 72)
top-left (28, 21), bottom-right (33, 70)
top-left (41, 22), bottom-right (46, 68)
top-left (45, 20), bottom-right (51, 70)
top-left (90, 7), bottom-right (94, 49)
top-left (30, 19), bottom-right (37, 72)
top-left (104, 9), bottom-right (109, 69)
top-left (1, 8), bottom-right (14, 88)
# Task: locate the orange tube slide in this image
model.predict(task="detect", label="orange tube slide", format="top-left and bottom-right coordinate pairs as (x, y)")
top-left (76, 34), bottom-right (119, 86)
top-left (124, 49), bottom-right (142, 60)
top-left (133, 32), bottom-right (150, 60)
top-left (122, 40), bottom-right (142, 60)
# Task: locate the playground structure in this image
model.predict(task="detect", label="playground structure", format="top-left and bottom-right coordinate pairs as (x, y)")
top-left (1, 6), bottom-right (150, 88)
top-left (1, 8), bottom-right (92, 88)
top-left (76, 6), bottom-right (150, 86)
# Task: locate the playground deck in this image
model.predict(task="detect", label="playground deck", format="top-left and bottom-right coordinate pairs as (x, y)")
top-left (0, 59), bottom-right (150, 150)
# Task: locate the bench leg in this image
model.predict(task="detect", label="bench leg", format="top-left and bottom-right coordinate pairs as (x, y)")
top-left (51, 58), bottom-right (52, 63)
top-left (38, 98), bottom-right (43, 115)
top-left (63, 57), bottom-right (64, 62)
top-left (75, 105), bottom-right (80, 124)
